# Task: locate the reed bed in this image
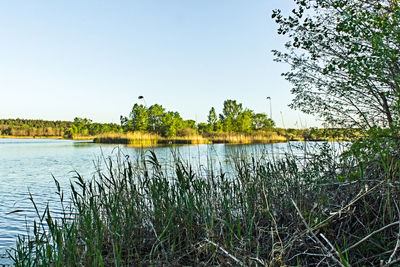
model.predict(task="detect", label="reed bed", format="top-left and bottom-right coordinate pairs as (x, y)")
top-left (94, 132), bottom-right (161, 146)
top-left (8, 142), bottom-right (400, 266)
top-left (207, 131), bottom-right (287, 144)
top-left (94, 131), bottom-right (288, 147)
top-left (94, 132), bottom-right (209, 147)
top-left (68, 135), bottom-right (97, 140)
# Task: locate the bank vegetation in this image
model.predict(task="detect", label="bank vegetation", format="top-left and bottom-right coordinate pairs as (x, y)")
top-left (6, 0), bottom-right (400, 265)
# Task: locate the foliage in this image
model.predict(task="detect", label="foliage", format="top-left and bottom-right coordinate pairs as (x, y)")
top-left (121, 99), bottom-right (279, 138)
top-left (129, 104), bottom-right (149, 131)
top-left (118, 99), bottom-right (363, 142)
top-left (148, 104), bottom-right (165, 132)
top-left (207, 107), bottom-right (219, 131)
top-left (66, 117), bottom-right (121, 137)
top-left (219, 99), bottom-right (245, 132)
top-left (120, 99), bottom-right (279, 138)
top-left (120, 104), bottom-right (195, 138)
top-left (0, 118), bottom-right (122, 138)
top-left (160, 111), bottom-right (183, 137)
top-left (252, 113), bottom-right (275, 130)
top-left (273, 0), bottom-right (400, 129)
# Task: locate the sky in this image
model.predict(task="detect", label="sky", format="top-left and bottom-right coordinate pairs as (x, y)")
top-left (0, 1), bottom-right (321, 128)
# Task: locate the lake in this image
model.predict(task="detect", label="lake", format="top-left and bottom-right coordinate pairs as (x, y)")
top-left (0, 138), bottom-right (316, 264)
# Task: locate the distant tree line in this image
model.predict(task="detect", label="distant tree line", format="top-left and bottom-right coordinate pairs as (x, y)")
top-left (120, 99), bottom-right (275, 138)
top-left (64, 118), bottom-right (122, 137)
top-left (0, 118), bottom-right (121, 137)
top-left (275, 127), bottom-right (361, 141)
top-left (1, 99), bottom-right (359, 141)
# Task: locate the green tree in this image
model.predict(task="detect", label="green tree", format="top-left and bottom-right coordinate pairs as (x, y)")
top-left (161, 111), bottom-right (183, 137)
top-left (178, 120), bottom-right (198, 136)
top-left (148, 104), bottom-right (165, 133)
top-left (196, 122), bottom-right (209, 134)
top-left (120, 116), bottom-right (130, 131)
top-left (219, 100), bottom-right (243, 132)
top-left (183, 119), bottom-right (196, 129)
top-left (71, 125), bottom-right (78, 135)
top-left (129, 104), bottom-right (149, 131)
top-left (273, 0), bottom-right (400, 129)
top-left (236, 109), bottom-right (254, 133)
top-left (252, 113), bottom-right (275, 130)
top-left (207, 107), bottom-right (218, 131)
top-left (73, 117), bottom-right (92, 135)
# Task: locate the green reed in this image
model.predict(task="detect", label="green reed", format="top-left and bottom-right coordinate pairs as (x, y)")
top-left (8, 142), bottom-right (400, 266)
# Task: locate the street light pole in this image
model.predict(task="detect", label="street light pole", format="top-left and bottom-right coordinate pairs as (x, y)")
top-left (138, 95), bottom-right (147, 106)
top-left (266, 97), bottom-right (272, 121)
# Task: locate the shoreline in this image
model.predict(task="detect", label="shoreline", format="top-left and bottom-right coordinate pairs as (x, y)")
top-left (0, 135), bottom-right (352, 145)
top-left (0, 135), bottom-right (96, 140)
top-left (0, 135), bottom-right (64, 139)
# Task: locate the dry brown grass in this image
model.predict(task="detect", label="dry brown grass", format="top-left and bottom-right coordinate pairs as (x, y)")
top-left (94, 131), bottom-right (289, 146)
top-left (68, 135), bottom-right (96, 140)
top-left (206, 131), bottom-right (287, 144)
top-left (94, 132), bottom-right (209, 147)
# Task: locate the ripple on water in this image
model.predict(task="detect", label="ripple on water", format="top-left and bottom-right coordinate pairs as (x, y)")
top-left (1, 139), bottom-right (321, 261)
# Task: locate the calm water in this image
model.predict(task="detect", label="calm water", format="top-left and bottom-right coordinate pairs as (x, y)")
top-left (0, 138), bottom-right (309, 263)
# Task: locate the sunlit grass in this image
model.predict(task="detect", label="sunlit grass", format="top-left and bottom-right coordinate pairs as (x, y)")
top-left (94, 131), bottom-right (288, 146)
top-left (94, 132), bottom-right (209, 146)
top-left (206, 131), bottom-right (287, 144)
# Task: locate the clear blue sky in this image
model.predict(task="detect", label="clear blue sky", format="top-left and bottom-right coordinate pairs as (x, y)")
top-left (0, 0), bottom-right (320, 128)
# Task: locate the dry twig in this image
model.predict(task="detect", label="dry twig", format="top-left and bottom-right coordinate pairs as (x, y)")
top-left (291, 198), bottom-right (346, 267)
top-left (205, 238), bottom-right (244, 266)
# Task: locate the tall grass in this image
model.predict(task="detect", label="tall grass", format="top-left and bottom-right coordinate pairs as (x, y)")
top-left (206, 131), bottom-right (287, 144)
top-left (94, 132), bottom-right (209, 147)
top-left (94, 131), bottom-right (288, 146)
top-left (94, 132), bottom-right (162, 146)
top-left (8, 142), bottom-right (400, 266)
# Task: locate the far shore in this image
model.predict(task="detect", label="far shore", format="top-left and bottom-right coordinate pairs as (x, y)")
top-left (0, 135), bottom-right (95, 140)
top-left (93, 132), bottom-right (353, 147)
top-left (0, 134), bottom-right (352, 145)
top-left (0, 135), bottom-right (64, 139)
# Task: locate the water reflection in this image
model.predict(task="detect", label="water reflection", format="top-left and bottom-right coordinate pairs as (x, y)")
top-left (0, 139), bottom-right (342, 264)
